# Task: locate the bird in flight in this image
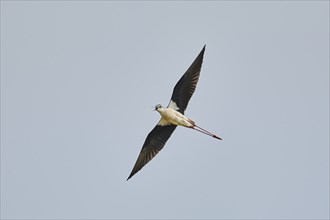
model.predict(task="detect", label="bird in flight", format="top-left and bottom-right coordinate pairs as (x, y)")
top-left (127, 45), bottom-right (222, 180)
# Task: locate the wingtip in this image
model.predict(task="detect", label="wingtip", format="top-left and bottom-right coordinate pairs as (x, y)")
top-left (126, 173), bottom-right (134, 181)
top-left (198, 45), bottom-right (206, 57)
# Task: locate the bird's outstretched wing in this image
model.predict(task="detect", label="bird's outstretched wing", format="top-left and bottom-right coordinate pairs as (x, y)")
top-left (127, 124), bottom-right (176, 180)
top-left (168, 45), bottom-right (205, 114)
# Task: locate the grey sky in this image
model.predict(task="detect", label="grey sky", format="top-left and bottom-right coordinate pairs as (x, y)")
top-left (1, 1), bottom-right (329, 219)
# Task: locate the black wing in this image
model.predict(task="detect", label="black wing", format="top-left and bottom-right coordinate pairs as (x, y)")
top-left (127, 124), bottom-right (177, 180)
top-left (168, 45), bottom-right (205, 114)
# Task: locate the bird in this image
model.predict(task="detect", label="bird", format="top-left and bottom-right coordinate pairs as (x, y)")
top-left (127, 45), bottom-right (222, 181)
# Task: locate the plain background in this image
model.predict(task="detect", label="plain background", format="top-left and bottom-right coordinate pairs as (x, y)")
top-left (1, 1), bottom-right (329, 219)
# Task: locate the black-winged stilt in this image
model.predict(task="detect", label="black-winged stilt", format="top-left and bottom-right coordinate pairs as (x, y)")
top-left (127, 45), bottom-right (222, 180)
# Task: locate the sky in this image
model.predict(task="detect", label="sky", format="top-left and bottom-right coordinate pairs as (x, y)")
top-left (1, 1), bottom-right (329, 219)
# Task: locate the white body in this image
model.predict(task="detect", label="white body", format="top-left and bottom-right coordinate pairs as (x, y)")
top-left (156, 107), bottom-right (195, 127)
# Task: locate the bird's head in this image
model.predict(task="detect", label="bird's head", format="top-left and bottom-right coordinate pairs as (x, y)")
top-left (154, 104), bottom-right (164, 112)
